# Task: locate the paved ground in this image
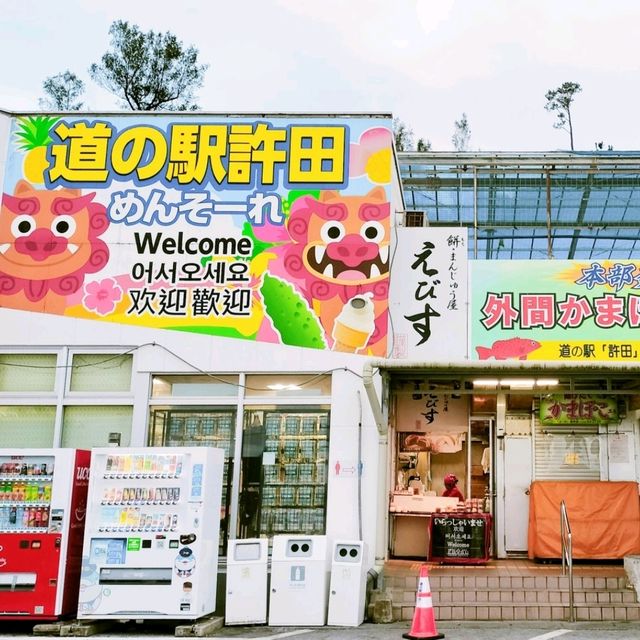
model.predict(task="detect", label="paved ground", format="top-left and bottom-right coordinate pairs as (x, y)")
top-left (3, 621), bottom-right (640, 640)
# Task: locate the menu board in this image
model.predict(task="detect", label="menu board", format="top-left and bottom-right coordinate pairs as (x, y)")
top-left (429, 514), bottom-right (491, 564)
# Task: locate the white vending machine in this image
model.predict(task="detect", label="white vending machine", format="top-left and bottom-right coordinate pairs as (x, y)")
top-left (78, 447), bottom-right (224, 620)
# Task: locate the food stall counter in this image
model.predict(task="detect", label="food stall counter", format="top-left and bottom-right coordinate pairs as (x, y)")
top-left (389, 493), bottom-right (485, 559)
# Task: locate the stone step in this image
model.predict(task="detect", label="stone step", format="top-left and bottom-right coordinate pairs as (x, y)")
top-left (393, 599), bottom-right (640, 622)
top-left (430, 604), bottom-right (640, 622)
top-left (386, 570), bottom-right (640, 622)
top-left (385, 574), bottom-right (631, 591)
top-left (402, 588), bottom-right (640, 604)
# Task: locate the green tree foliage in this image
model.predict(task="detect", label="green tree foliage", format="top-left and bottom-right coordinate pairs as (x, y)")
top-left (39, 70), bottom-right (85, 111)
top-left (89, 20), bottom-right (208, 110)
top-left (544, 82), bottom-right (582, 150)
top-left (393, 117), bottom-right (414, 151)
top-left (452, 112), bottom-right (471, 151)
top-left (393, 118), bottom-right (432, 151)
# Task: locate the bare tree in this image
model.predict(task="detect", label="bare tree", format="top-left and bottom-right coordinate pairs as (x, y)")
top-left (452, 113), bottom-right (471, 151)
top-left (544, 82), bottom-right (582, 150)
top-left (39, 71), bottom-right (85, 110)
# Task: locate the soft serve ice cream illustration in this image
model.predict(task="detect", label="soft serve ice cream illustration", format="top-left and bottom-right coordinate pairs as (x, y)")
top-left (331, 293), bottom-right (376, 353)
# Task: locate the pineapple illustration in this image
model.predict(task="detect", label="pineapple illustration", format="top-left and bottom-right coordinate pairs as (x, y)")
top-left (14, 115), bottom-right (59, 184)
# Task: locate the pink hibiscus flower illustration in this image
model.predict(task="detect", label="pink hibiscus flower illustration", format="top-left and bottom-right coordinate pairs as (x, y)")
top-left (349, 127), bottom-right (393, 183)
top-left (82, 278), bottom-right (124, 316)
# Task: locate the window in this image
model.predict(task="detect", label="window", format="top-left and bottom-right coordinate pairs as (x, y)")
top-left (69, 354), bottom-right (133, 392)
top-left (0, 406), bottom-right (56, 447)
top-left (61, 406), bottom-right (133, 448)
top-left (245, 374), bottom-right (331, 397)
top-left (151, 375), bottom-right (239, 398)
top-left (148, 374), bottom-right (333, 555)
top-left (0, 354), bottom-right (57, 392)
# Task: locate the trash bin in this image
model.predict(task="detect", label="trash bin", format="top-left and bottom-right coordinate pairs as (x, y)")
top-left (225, 538), bottom-right (268, 625)
top-left (327, 540), bottom-right (367, 626)
top-left (268, 535), bottom-right (330, 626)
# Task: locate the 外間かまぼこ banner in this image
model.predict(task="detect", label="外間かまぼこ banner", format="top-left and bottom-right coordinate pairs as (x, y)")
top-left (471, 260), bottom-right (640, 362)
top-left (1, 114), bottom-right (394, 355)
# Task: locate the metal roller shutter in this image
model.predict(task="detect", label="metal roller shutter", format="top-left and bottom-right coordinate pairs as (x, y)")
top-left (533, 402), bottom-right (601, 480)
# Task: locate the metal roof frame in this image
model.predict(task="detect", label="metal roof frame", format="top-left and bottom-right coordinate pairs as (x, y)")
top-left (398, 151), bottom-right (640, 260)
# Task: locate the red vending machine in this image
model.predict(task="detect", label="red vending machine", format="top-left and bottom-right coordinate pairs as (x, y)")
top-left (0, 448), bottom-right (90, 620)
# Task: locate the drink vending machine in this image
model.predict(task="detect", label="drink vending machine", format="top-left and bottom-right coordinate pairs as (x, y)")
top-left (78, 447), bottom-right (224, 619)
top-left (0, 448), bottom-right (90, 620)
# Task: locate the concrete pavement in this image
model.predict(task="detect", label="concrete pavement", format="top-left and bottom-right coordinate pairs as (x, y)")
top-left (3, 621), bottom-right (640, 640)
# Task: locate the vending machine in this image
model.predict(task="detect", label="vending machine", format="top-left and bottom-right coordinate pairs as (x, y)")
top-left (0, 448), bottom-right (90, 620)
top-left (78, 447), bottom-right (223, 620)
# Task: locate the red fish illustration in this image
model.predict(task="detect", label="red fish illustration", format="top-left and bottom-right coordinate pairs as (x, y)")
top-left (476, 337), bottom-right (541, 360)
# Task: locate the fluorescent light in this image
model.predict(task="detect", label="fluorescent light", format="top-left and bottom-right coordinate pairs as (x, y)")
top-left (500, 378), bottom-right (536, 389)
top-left (472, 379), bottom-right (499, 387)
top-left (535, 379), bottom-right (559, 387)
top-left (472, 378), bottom-right (559, 389)
top-left (267, 383), bottom-right (301, 391)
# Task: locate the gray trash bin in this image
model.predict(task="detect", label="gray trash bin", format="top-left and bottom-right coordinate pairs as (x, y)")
top-left (268, 535), bottom-right (329, 626)
top-left (225, 538), bottom-right (268, 625)
top-left (327, 540), bottom-right (367, 626)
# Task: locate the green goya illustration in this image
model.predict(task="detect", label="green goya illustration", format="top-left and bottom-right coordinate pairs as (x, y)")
top-left (261, 274), bottom-right (326, 349)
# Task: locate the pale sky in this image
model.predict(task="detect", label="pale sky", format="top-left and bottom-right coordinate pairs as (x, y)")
top-left (1, 0), bottom-right (639, 152)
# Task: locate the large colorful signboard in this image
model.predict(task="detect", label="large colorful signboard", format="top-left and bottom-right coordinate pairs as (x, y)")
top-left (1, 115), bottom-right (394, 355)
top-left (471, 260), bottom-right (640, 362)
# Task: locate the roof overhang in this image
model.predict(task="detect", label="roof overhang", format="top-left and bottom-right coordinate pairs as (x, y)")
top-left (364, 359), bottom-right (640, 376)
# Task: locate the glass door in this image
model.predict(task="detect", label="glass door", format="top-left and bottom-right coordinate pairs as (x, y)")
top-left (468, 416), bottom-right (493, 509)
top-left (239, 408), bottom-right (329, 538)
top-left (148, 408), bottom-right (235, 556)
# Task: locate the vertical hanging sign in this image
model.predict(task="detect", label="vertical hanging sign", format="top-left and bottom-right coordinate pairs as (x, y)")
top-left (389, 227), bottom-right (468, 360)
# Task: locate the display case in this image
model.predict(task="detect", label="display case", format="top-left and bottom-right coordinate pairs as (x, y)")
top-left (0, 449), bottom-right (90, 620)
top-left (0, 455), bottom-right (54, 532)
top-left (78, 446), bottom-right (224, 620)
top-left (258, 412), bottom-right (329, 536)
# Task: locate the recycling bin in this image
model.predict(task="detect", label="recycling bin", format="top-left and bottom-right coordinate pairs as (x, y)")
top-left (225, 538), bottom-right (269, 625)
top-left (268, 535), bottom-right (330, 626)
top-left (327, 540), bottom-right (367, 626)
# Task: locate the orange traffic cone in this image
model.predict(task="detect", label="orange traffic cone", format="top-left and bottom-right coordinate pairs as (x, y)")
top-left (402, 564), bottom-right (444, 640)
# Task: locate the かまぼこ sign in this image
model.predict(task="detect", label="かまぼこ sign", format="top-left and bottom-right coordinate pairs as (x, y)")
top-left (539, 394), bottom-right (618, 425)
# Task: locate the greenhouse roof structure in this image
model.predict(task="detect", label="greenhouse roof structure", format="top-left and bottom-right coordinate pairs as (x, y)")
top-left (398, 151), bottom-right (640, 260)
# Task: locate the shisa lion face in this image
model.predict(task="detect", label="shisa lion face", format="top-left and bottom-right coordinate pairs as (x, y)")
top-left (0, 180), bottom-right (109, 303)
top-left (283, 187), bottom-right (390, 299)
top-left (280, 187), bottom-right (391, 351)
